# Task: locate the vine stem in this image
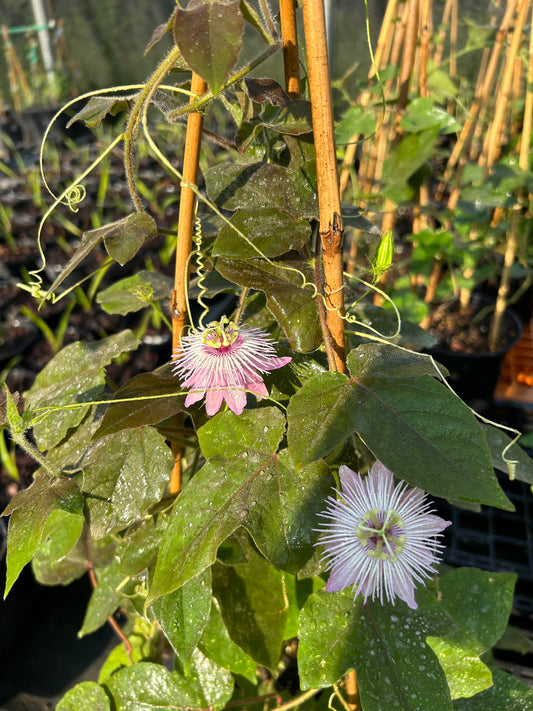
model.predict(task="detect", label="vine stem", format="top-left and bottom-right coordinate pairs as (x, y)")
top-left (169, 71), bottom-right (208, 496)
top-left (301, 0), bottom-right (346, 373)
top-left (87, 564), bottom-right (133, 664)
top-left (124, 46), bottom-right (182, 211)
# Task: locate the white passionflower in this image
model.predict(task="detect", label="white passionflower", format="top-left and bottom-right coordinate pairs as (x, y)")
top-left (317, 462), bottom-right (451, 609)
top-left (173, 316), bottom-right (291, 417)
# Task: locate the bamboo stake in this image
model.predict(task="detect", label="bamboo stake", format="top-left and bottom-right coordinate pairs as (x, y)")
top-left (433, 0), bottom-right (453, 68)
top-left (169, 71), bottom-right (208, 495)
top-left (398, 0), bottom-right (419, 107)
top-left (489, 1), bottom-right (533, 349)
top-left (339, 0), bottom-right (398, 196)
top-left (279, 0), bottom-right (300, 97)
top-left (481, 0), bottom-right (529, 169)
top-left (419, 0), bottom-right (432, 98)
top-left (301, 0), bottom-right (346, 373)
top-left (436, 0), bottom-right (517, 195)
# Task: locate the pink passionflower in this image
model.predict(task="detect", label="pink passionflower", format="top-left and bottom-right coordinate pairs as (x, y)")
top-left (173, 317), bottom-right (291, 416)
top-left (317, 462), bottom-right (451, 609)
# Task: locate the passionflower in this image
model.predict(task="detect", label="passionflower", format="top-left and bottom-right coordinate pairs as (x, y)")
top-left (317, 461), bottom-right (451, 609)
top-left (173, 317), bottom-right (291, 416)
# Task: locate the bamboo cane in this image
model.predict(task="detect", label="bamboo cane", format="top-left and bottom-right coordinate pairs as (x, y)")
top-left (339, 0), bottom-right (398, 197)
top-left (481, 0), bottom-right (529, 168)
top-left (279, 0), bottom-right (300, 97)
top-left (301, 0), bottom-right (346, 373)
top-left (489, 1), bottom-right (533, 349)
top-left (169, 71), bottom-right (208, 495)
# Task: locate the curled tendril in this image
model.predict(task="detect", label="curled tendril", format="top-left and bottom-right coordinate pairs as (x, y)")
top-left (17, 278), bottom-right (58, 304)
top-left (62, 183), bottom-right (87, 212)
top-left (193, 213), bottom-right (210, 329)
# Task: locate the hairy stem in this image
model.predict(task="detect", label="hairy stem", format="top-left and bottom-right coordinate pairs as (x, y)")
top-left (123, 46), bottom-right (182, 211)
top-left (167, 41), bottom-right (282, 120)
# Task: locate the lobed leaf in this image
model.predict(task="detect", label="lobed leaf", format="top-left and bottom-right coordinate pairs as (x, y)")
top-left (426, 568), bottom-right (516, 699)
top-left (298, 587), bottom-right (453, 711)
top-left (45, 213), bottom-right (157, 300)
top-left (3, 473), bottom-right (83, 596)
top-left (97, 271), bottom-right (173, 315)
top-left (148, 408), bottom-right (332, 605)
top-left (216, 256), bottom-right (321, 352)
top-left (93, 371), bottom-right (185, 439)
top-left (287, 344), bottom-right (512, 509)
top-left (26, 330), bottom-right (140, 450)
top-left (105, 653), bottom-right (233, 711)
top-left (81, 426), bottom-right (173, 538)
top-left (153, 568), bottom-right (212, 673)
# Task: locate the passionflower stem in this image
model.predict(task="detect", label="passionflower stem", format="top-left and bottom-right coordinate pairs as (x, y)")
top-left (170, 71), bottom-right (207, 496)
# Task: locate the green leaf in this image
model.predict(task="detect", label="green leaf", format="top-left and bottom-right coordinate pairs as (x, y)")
top-left (400, 97), bottom-right (461, 134)
top-left (100, 212), bottom-right (158, 265)
top-left (40, 508), bottom-right (84, 564)
top-left (335, 105), bottom-right (376, 145)
top-left (426, 568), bottom-right (516, 699)
top-left (239, 0), bottom-right (273, 43)
top-left (212, 536), bottom-right (285, 670)
top-left (198, 597), bottom-right (257, 682)
top-left (216, 256), bottom-right (321, 352)
top-left (79, 558), bottom-right (126, 636)
top-left (32, 534), bottom-right (116, 587)
top-left (347, 302), bottom-right (437, 350)
top-left (93, 372), bottom-right (185, 439)
top-left (2, 385), bottom-right (22, 430)
top-left (453, 666), bottom-right (533, 709)
top-left (298, 587), bottom-right (453, 711)
top-left (82, 427), bottom-right (173, 538)
top-left (45, 214), bottom-right (156, 300)
top-left (287, 344), bottom-right (511, 509)
top-left (105, 654), bottom-right (233, 711)
top-left (174, 0), bottom-right (244, 95)
top-left (382, 127), bottom-right (439, 199)
top-left (97, 271), bottom-right (173, 315)
top-left (144, 7), bottom-right (178, 54)
top-left (56, 681), bottom-right (111, 711)
top-left (67, 96), bottom-right (132, 129)
top-left (238, 101), bottom-right (313, 150)
top-left (206, 160), bottom-right (318, 220)
top-left (25, 330), bottom-right (140, 450)
top-left (148, 408), bottom-right (330, 604)
top-left (119, 517), bottom-right (168, 577)
top-left (213, 206), bottom-right (310, 259)
top-left (153, 568), bottom-right (212, 673)
top-left (3, 473), bottom-right (83, 596)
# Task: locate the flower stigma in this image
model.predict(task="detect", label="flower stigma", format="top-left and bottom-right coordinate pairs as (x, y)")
top-left (355, 507), bottom-right (406, 562)
top-left (201, 316), bottom-right (240, 349)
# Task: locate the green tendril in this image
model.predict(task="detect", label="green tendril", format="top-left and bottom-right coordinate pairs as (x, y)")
top-left (193, 212), bottom-right (210, 329)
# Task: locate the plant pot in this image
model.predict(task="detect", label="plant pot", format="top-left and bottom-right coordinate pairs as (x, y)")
top-left (424, 296), bottom-right (523, 404)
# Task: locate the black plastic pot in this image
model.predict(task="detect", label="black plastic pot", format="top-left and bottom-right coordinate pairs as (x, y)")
top-left (424, 297), bottom-right (523, 404)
